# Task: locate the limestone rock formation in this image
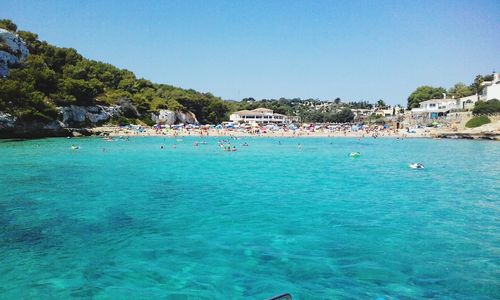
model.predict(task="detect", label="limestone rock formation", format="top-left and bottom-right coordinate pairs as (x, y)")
top-left (1, 103), bottom-right (199, 138)
top-left (151, 109), bottom-right (199, 125)
top-left (0, 28), bottom-right (29, 77)
top-left (59, 105), bottom-right (122, 127)
top-left (151, 109), bottom-right (177, 125)
top-left (175, 110), bottom-right (198, 124)
top-left (0, 112), bottom-right (16, 129)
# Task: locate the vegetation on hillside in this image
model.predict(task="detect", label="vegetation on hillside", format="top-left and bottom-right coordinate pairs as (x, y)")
top-left (473, 99), bottom-right (500, 114)
top-left (0, 19), bottom-right (228, 124)
top-left (465, 116), bottom-right (491, 128)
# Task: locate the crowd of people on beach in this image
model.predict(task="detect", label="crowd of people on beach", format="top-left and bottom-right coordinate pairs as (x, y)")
top-left (94, 122), bottom-right (425, 139)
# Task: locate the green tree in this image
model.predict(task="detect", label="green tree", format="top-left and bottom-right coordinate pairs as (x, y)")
top-left (448, 82), bottom-right (474, 98)
top-left (376, 99), bottom-right (387, 108)
top-left (470, 74), bottom-right (494, 95)
top-left (0, 19), bottom-right (17, 32)
top-left (206, 100), bottom-right (229, 124)
top-left (333, 108), bottom-right (354, 123)
top-left (59, 78), bottom-right (104, 105)
top-left (17, 31), bottom-right (38, 44)
top-left (9, 55), bottom-right (58, 95)
top-left (407, 86), bottom-right (446, 109)
top-left (472, 99), bottom-right (500, 114)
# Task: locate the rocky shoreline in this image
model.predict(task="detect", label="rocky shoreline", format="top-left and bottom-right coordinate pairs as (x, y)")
top-left (433, 132), bottom-right (499, 140)
top-left (0, 103), bottom-right (199, 139)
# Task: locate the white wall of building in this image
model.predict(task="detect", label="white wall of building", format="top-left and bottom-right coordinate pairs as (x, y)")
top-left (480, 73), bottom-right (500, 101)
top-left (229, 108), bottom-right (295, 124)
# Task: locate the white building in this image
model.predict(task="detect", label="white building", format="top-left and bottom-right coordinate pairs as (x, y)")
top-left (352, 109), bottom-right (372, 119)
top-left (411, 99), bottom-right (454, 118)
top-left (456, 95), bottom-right (477, 110)
top-left (229, 108), bottom-right (298, 124)
top-left (374, 107), bottom-right (398, 117)
top-left (480, 72), bottom-right (500, 101)
top-left (411, 94), bottom-right (479, 118)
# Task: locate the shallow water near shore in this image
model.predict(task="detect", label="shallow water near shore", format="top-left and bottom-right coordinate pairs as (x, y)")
top-left (0, 137), bottom-right (498, 299)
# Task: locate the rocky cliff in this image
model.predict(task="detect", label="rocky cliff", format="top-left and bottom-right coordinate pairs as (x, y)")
top-left (0, 28), bottom-right (29, 77)
top-left (0, 104), bottom-right (199, 138)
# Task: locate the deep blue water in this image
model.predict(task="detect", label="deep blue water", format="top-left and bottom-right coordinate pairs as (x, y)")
top-left (0, 137), bottom-right (498, 299)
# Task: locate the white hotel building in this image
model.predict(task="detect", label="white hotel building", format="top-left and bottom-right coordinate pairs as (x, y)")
top-left (229, 108), bottom-right (298, 124)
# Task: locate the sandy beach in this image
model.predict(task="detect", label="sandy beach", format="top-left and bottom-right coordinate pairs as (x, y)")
top-left (90, 120), bottom-right (500, 140)
top-left (91, 126), bottom-right (429, 139)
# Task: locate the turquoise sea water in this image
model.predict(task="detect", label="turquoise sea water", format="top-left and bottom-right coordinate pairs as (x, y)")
top-left (0, 137), bottom-right (498, 299)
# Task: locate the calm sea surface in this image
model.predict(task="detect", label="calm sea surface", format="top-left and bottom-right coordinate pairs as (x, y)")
top-left (0, 137), bottom-right (498, 299)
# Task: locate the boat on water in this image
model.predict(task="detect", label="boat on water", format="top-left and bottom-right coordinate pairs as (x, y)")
top-left (349, 152), bottom-right (361, 157)
top-left (409, 163), bottom-right (424, 169)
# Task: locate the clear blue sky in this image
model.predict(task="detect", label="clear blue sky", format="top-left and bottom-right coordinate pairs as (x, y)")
top-left (3, 0), bottom-right (500, 104)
